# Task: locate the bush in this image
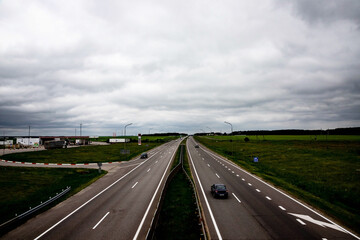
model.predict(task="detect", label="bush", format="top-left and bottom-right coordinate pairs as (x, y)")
top-left (244, 137), bottom-right (250, 142)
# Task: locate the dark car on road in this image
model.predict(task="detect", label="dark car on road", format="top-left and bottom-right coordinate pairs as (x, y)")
top-left (140, 152), bottom-right (148, 159)
top-left (211, 184), bottom-right (228, 198)
top-left (194, 145), bottom-right (199, 148)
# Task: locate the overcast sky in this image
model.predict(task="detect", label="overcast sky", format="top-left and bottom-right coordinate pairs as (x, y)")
top-left (0, 0), bottom-right (359, 136)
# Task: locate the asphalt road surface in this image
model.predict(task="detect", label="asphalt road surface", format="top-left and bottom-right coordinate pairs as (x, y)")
top-left (187, 137), bottom-right (359, 240)
top-left (2, 139), bottom-right (181, 240)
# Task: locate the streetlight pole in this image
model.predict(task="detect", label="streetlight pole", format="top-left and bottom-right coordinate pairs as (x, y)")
top-left (123, 123), bottom-right (132, 160)
top-left (124, 123), bottom-right (132, 137)
top-left (224, 121), bottom-right (233, 134)
top-left (224, 121), bottom-right (234, 157)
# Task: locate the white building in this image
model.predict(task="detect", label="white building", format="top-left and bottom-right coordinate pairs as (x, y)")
top-left (0, 140), bottom-right (13, 146)
top-left (16, 137), bottom-right (40, 146)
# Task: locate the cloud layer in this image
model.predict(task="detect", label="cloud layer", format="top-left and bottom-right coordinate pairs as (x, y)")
top-left (1, 0), bottom-right (359, 136)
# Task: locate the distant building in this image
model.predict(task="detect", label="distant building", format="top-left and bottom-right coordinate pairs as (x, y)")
top-left (0, 140), bottom-right (13, 146)
top-left (16, 137), bottom-right (40, 146)
top-left (40, 136), bottom-right (90, 145)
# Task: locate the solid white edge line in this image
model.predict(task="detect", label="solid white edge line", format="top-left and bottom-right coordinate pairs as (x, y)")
top-left (200, 146), bottom-right (360, 240)
top-left (34, 150), bottom-right (160, 240)
top-left (133, 142), bottom-right (179, 240)
top-left (92, 212), bottom-right (110, 230)
top-left (232, 193), bottom-right (241, 203)
top-left (187, 143), bottom-right (223, 240)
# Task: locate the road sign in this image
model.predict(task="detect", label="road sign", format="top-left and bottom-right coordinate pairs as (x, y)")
top-left (138, 133), bottom-right (141, 146)
top-left (120, 149), bottom-right (130, 154)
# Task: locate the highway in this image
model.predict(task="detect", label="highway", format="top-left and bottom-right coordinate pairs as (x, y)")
top-left (2, 139), bottom-right (181, 240)
top-left (187, 137), bottom-right (359, 240)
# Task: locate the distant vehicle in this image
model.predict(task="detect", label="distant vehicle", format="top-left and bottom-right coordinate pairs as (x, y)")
top-left (211, 184), bottom-right (228, 198)
top-left (44, 140), bottom-right (67, 150)
top-left (140, 152), bottom-right (148, 159)
top-left (194, 145), bottom-right (199, 148)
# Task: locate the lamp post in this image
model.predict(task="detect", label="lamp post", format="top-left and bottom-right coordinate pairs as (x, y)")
top-left (124, 123), bottom-right (132, 137)
top-left (123, 123), bottom-right (132, 160)
top-left (224, 121), bottom-right (234, 157)
top-left (224, 121), bottom-right (233, 134)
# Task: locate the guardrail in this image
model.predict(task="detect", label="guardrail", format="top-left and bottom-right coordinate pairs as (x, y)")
top-left (147, 144), bottom-right (206, 240)
top-left (0, 186), bottom-right (71, 235)
top-left (147, 146), bottom-right (183, 240)
top-left (182, 148), bottom-right (207, 240)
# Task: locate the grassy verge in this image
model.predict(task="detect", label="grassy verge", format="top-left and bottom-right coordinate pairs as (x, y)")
top-left (154, 141), bottom-right (201, 240)
top-left (154, 169), bottom-right (200, 240)
top-left (195, 135), bottom-right (360, 234)
top-left (1, 142), bottom-right (161, 164)
top-left (0, 166), bottom-right (105, 226)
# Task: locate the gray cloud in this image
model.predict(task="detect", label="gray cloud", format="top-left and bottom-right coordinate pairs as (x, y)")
top-left (282, 0), bottom-right (360, 26)
top-left (0, 0), bottom-right (359, 136)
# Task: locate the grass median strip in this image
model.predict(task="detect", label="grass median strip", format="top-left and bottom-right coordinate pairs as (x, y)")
top-left (195, 135), bottom-right (360, 234)
top-left (154, 142), bottom-right (202, 240)
top-left (154, 169), bottom-right (200, 240)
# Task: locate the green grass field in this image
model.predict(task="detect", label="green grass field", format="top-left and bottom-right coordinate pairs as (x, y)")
top-left (91, 135), bottom-right (180, 142)
top-left (1, 142), bottom-right (162, 164)
top-left (0, 166), bottom-right (105, 226)
top-left (195, 135), bottom-right (360, 234)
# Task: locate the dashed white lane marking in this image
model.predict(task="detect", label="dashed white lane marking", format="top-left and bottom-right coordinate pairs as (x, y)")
top-left (248, 183), bottom-right (252, 186)
top-left (216, 173), bottom-right (220, 178)
top-left (236, 174), bottom-right (239, 177)
top-left (242, 178), bottom-right (245, 181)
top-left (93, 212), bottom-right (110, 230)
top-left (202, 158), bottom-right (204, 160)
top-left (232, 171), bottom-right (234, 174)
top-left (147, 168), bottom-right (151, 172)
top-left (256, 189), bottom-right (261, 192)
top-left (266, 196), bottom-right (272, 200)
top-left (322, 238), bottom-right (328, 240)
top-left (131, 182), bottom-right (138, 189)
top-left (207, 164), bottom-right (210, 167)
top-left (279, 206), bottom-right (286, 211)
top-left (296, 219), bottom-right (306, 225)
top-left (232, 193), bottom-right (241, 203)
top-left (155, 161), bottom-right (158, 163)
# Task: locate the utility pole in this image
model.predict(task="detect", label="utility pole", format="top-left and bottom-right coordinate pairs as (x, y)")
top-left (3, 131), bottom-right (5, 155)
top-left (224, 121), bottom-right (233, 134)
top-left (124, 123), bottom-right (132, 160)
top-left (28, 125), bottom-right (30, 146)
